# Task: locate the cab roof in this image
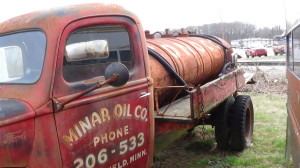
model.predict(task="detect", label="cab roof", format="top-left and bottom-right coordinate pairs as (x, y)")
top-left (0, 3), bottom-right (139, 34)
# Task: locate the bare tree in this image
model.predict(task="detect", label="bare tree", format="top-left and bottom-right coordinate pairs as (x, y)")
top-left (173, 22), bottom-right (284, 42)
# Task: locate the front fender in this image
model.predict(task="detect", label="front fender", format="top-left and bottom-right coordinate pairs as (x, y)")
top-left (0, 99), bottom-right (35, 167)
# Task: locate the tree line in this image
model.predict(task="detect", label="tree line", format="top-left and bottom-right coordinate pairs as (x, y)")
top-left (172, 22), bottom-right (284, 42)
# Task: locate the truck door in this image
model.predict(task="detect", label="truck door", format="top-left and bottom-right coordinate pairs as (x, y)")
top-left (52, 17), bottom-right (152, 168)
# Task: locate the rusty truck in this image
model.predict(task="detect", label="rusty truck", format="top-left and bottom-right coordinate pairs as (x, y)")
top-left (0, 3), bottom-right (254, 168)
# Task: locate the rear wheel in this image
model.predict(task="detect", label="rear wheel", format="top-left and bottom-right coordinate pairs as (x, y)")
top-left (280, 51), bottom-right (284, 55)
top-left (215, 96), bottom-right (235, 150)
top-left (230, 95), bottom-right (254, 151)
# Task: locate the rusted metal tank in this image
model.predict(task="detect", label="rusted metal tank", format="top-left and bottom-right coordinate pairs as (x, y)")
top-left (146, 31), bottom-right (233, 107)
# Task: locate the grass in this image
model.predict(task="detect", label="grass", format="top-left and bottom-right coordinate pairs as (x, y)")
top-left (153, 93), bottom-right (291, 168)
top-left (189, 93), bottom-right (288, 168)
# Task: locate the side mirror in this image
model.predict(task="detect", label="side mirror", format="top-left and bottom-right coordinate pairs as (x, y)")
top-left (104, 62), bottom-right (129, 87)
top-left (54, 62), bottom-right (129, 111)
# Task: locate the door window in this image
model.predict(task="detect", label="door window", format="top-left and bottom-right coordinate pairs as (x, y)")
top-left (63, 25), bottom-right (133, 83)
top-left (293, 26), bottom-right (300, 77)
top-left (288, 34), bottom-right (293, 70)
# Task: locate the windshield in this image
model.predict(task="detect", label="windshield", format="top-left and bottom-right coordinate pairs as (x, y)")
top-left (0, 31), bottom-right (46, 84)
top-left (277, 40), bottom-right (286, 46)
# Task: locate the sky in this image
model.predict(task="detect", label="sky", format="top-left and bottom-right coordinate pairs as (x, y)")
top-left (0, 0), bottom-right (286, 32)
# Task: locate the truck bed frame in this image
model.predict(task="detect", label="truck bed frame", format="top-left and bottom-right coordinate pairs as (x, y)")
top-left (154, 68), bottom-right (246, 133)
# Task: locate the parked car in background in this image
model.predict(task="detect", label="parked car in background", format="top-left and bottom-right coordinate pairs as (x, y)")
top-left (245, 47), bottom-right (267, 57)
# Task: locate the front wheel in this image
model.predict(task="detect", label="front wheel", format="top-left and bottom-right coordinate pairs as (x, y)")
top-left (230, 95), bottom-right (254, 151)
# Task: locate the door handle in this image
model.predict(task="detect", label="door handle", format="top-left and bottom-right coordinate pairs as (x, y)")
top-left (140, 92), bottom-right (151, 98)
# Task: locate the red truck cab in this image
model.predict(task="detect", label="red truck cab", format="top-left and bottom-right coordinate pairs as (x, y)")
top-left (0, 3), bottom-right (154, 168)
top-left (273, 39), bottom-right (286, 55)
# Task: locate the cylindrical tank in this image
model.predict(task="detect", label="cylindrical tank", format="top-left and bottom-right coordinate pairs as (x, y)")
top-left (147, 36), bottom-right (232, 106)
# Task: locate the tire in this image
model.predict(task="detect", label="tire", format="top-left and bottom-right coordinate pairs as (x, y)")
top-left (246, 52), bottom-right (250, 58)
top-left (215, 96), bottom-right (235, 150)
top-left (230, 95), bottom-right (254, 151)
top-left (264, 54), bottom-right (267, 56)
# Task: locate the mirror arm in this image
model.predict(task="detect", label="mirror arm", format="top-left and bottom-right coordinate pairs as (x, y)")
top-left (53, 74), bottom-right (119, 112)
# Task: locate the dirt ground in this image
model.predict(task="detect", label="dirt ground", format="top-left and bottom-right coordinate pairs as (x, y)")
top-left (153, 127), bottom-right (217, 168)
top-left (152, 65), bottom-right (287, 168)
top-left (240, 65), bottom-right (287, 94)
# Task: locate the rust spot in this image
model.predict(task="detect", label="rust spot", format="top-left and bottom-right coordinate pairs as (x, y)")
top-left (54, 8), bottom-right (79, 17)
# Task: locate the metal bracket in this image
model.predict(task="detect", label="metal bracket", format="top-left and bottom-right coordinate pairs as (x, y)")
top-left (52, 98), bottom-right (63, 112)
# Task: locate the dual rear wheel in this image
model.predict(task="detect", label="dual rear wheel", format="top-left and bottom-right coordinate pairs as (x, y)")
top-left (214, 95), bottom-right (254, 151)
